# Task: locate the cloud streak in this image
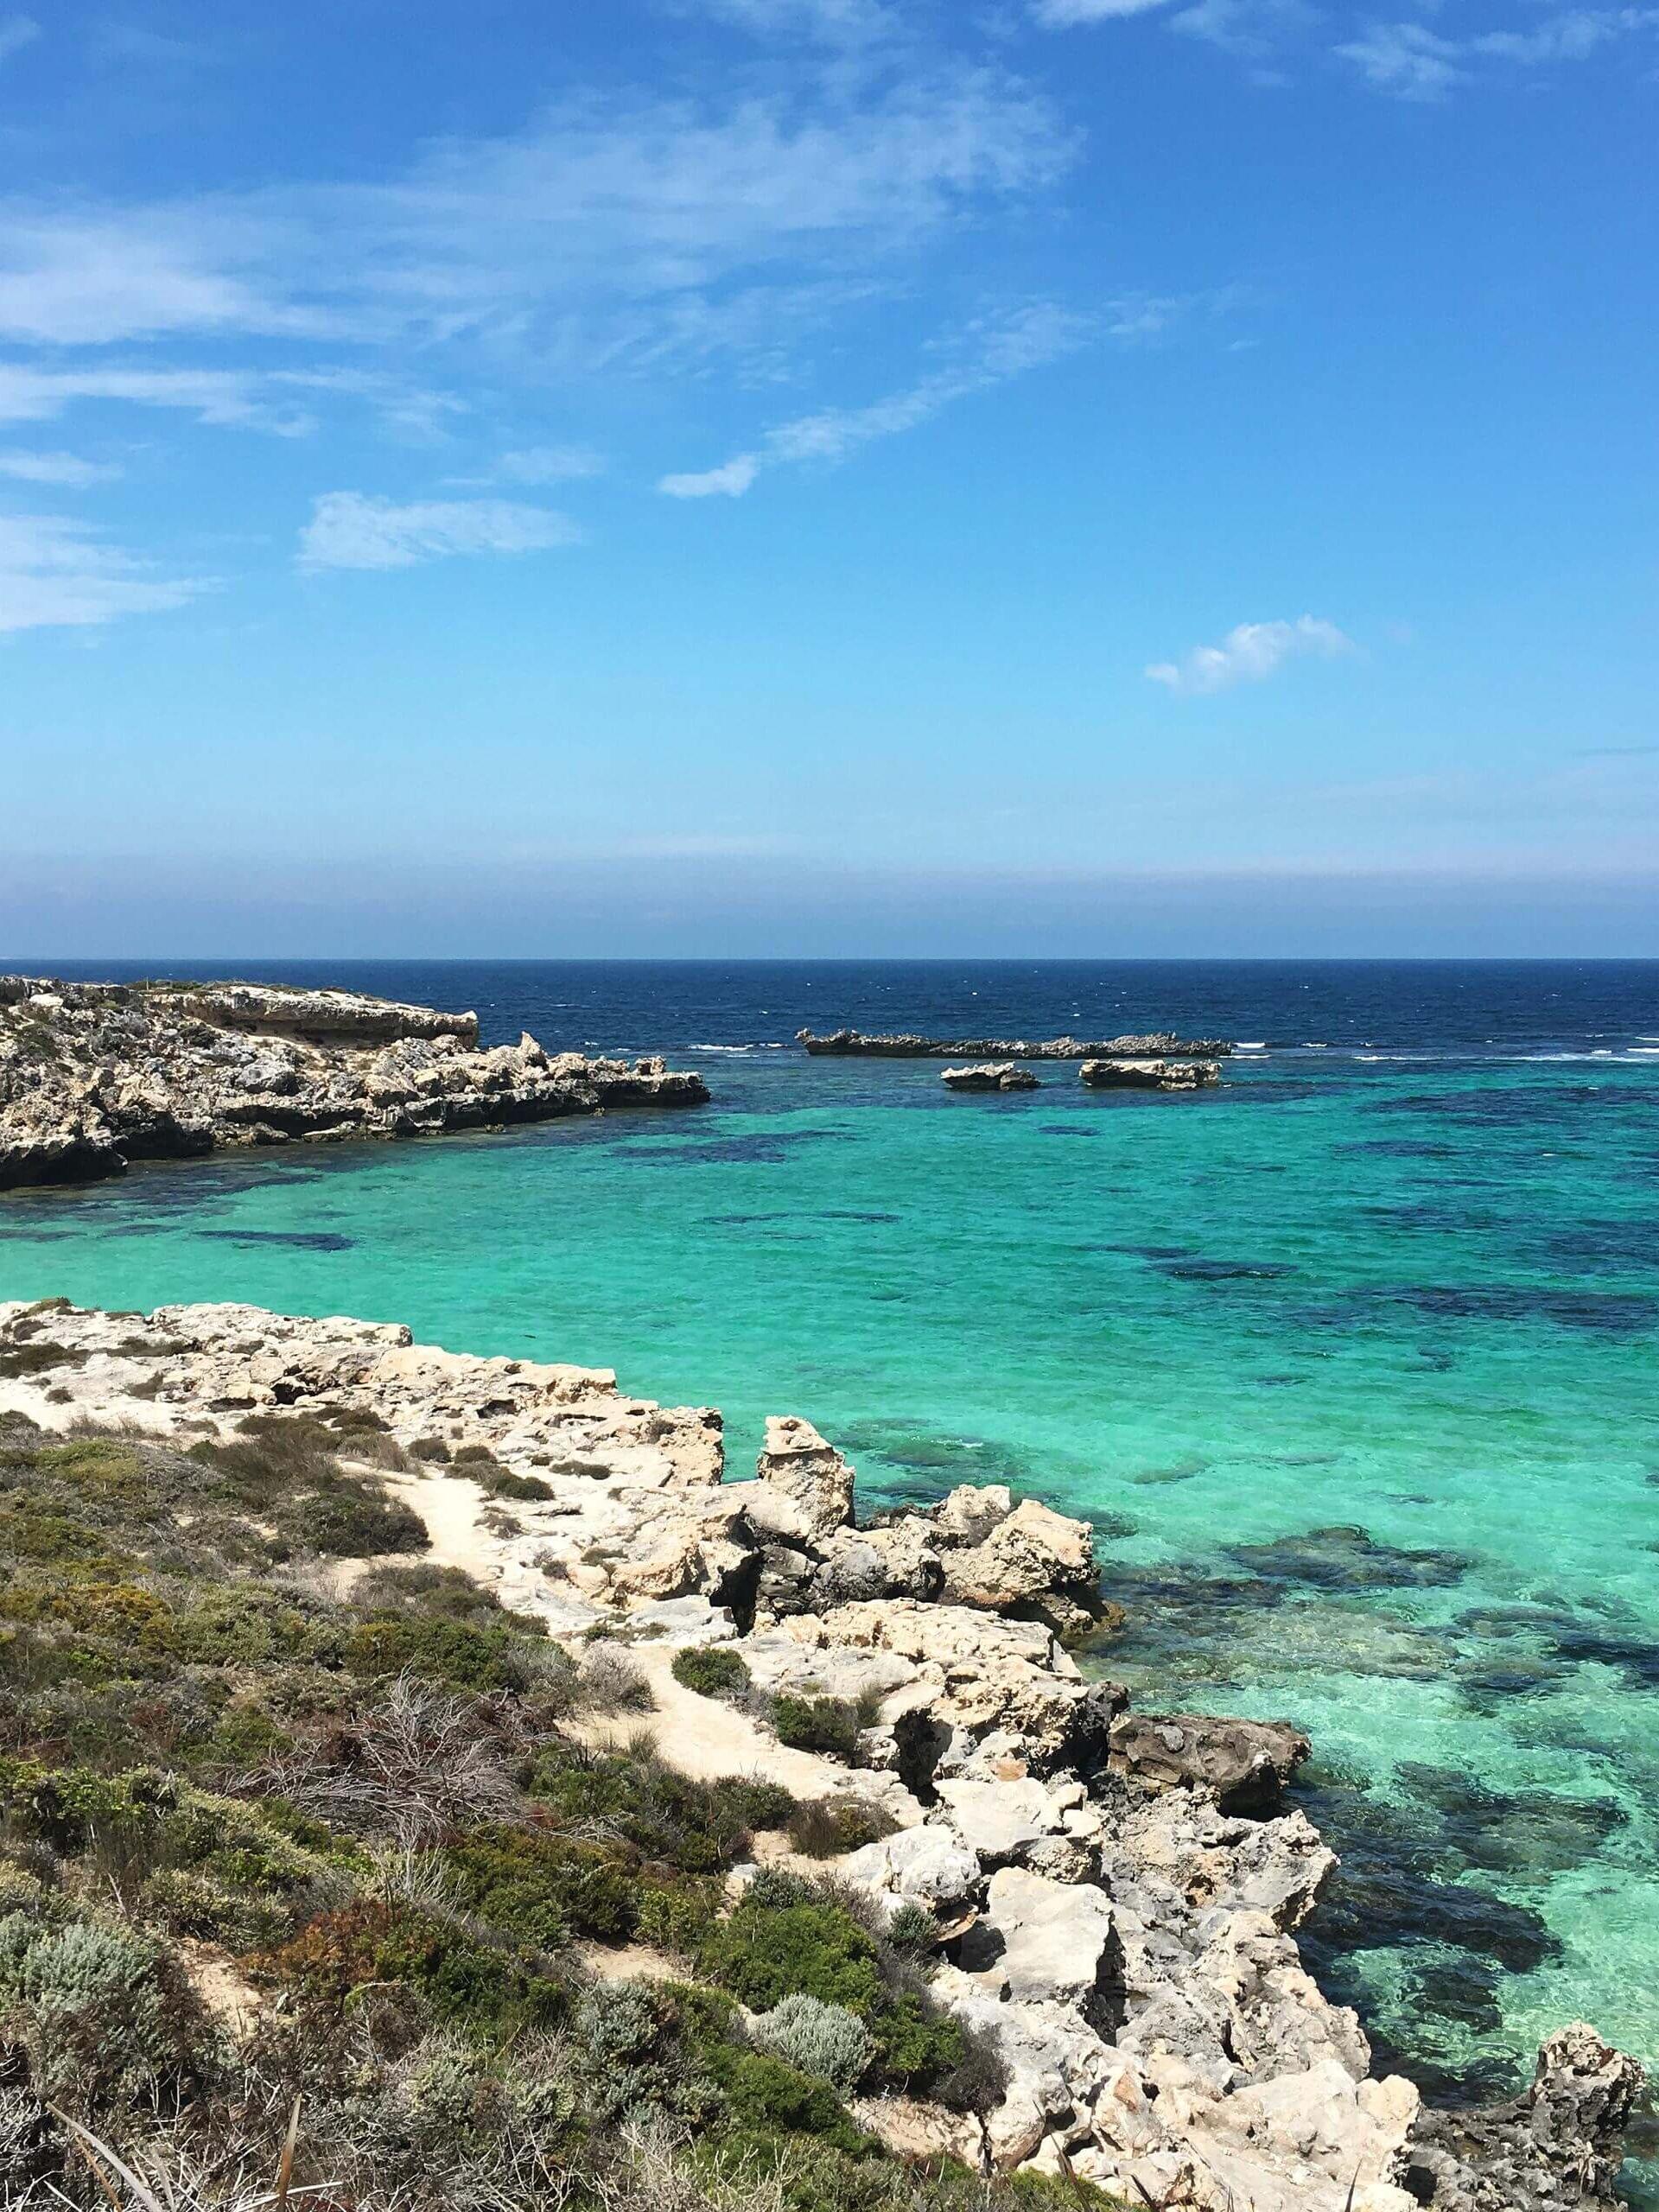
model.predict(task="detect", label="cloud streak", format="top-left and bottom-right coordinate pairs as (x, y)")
top-left (659, 301), bottom-right (1090, 497)
top-left (1146, 615), bottom-right (1355, 696)
top-left (297, 492), bottom-right (582, 570)
top-left (0, 512), bottom-right (205, 634)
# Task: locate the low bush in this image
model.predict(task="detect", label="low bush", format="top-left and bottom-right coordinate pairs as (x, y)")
top-left (671, 1645), bottom-right (752, 1699)
top-left (786, 1798), bottom-right (898, 1859)
top-left (749, 1994), bottom-right (875, 2094)
top-left (772, 1695), bottom-right (861, 1759)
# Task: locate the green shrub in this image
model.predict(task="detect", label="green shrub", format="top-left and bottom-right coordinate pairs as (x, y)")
top-left (772, 1696), bottom-right (861, 1759)
top-left (444, 1823), bottom-right (638, 1945)
top-left (700, 1886), bottom-right (885, 2018)
top-left (527, 1745), bottom-right (780, 1875)
top-left (749, 1994), bottom-right (875, 2093)
top-left (702, 2043), bottom-right (869, 2155)
top-left (266, 1898), bottom-right (564, 2032)
top-left (0, 1908), bottom-right (210, 2113)
top-left (346, 1612), bottom-right (537, 1691)
top-left (140, 1866), bottom-right (288, 1952)
top-left (671, 1645), bottom-right (752, 1699)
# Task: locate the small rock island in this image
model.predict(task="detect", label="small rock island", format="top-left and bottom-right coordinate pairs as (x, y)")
top-left (0, 975), bottom-right (709, 1191)
top-left (800, 1029), bottom-right (1234, 1059)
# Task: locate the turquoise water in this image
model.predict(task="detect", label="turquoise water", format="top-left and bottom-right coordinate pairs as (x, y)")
top-left (3, 961), bottom-right (1657, 2133)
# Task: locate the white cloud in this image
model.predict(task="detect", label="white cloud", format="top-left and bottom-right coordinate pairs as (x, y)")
top-left (1031, 0), bottom-right (1177, 21)
top-left (0, 72), bottom-right (1071, 362)
top-left (659, 454), bottom-right (761, 499)
top-left (297, 492), bottom-right (582, 570)
top-left (0, 13), bottom-right (37, 64)
top-left (0, 363), bottom-right (315, 433)
top-left (1335, 8), bottom-right (1656, 97)
top-left (1333, 22), bottom-right (1465, 98)
top-left (659, 301), bottom-right (1090, 499)
top-left (487, 446), bottom-right (606, 486)
top-left (0, 512), bottom-right (204, 633)
top-left (0, 448), bottom-right (120, 486)
top-left (1147, 616), bottom-right (1355, 696)
top-left (688, 0), bottom-right (901, 41)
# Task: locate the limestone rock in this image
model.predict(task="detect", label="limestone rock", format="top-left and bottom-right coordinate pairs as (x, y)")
top-left (0, 974), bottom-right (708, 1190)
top-left (941, 1063), bottom-right (1041, 1092)
top-left (750, 1416), bottom-right (855, 1541)
top-left (1108, 1711), bottom-right (1312, 1814)
top-left (1078, 1058), bottom-right (1221, 1091)
top-left (798, 1029), bottom-right (1234, 1059)
top-left (944, 1496), bottom-right (1103, 1635)
top-left (963, 1866), bottom-right (1120, 2012)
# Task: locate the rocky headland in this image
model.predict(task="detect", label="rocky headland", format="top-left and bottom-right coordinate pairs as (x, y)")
top-left (0, 975), bottom-right (709, 1192)
top-left (798, 1031), bottom-right (1235, 1060)
top-left (0, 1295), bottom-right (1643, 2212)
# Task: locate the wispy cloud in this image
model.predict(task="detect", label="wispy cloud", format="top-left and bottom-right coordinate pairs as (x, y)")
top-left (0, 512), bottom-right (204, 633)
top-left (0, 448), bottom-right (120, 486)
top-left (297, 492), bottom-right (582, 571)
top-left (1338, 6), bottom-right (1659, 97)
top-left (0, 71), bottom-right (1071, 364)
top-left (1031, 0), bottom-right (1177, 21)
top-left (0, 363), bottom-right (315, 433)
top-left (1147, 615), bottom-right (1355, 696)
top-left (454, 445), bottom-right (607, 487)
top-left (659, 300), bottom-right (1090, 498)
top-left (683, 0), bottom-right (903, 42)
top-left (659, 454), bottom-right (762, 499)
top-left (0, 13), bottom-right (37, 65)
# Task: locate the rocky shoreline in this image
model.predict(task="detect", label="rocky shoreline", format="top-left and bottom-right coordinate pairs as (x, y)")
top-left (0, 976), bottom-right (709, 1192)
top-left (0, 1296), bottom-right (1643, 2212)
top-left (798, 1030), bottom-right (1235, 1060)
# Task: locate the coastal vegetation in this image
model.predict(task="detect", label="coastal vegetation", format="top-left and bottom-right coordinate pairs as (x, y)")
top-left (0, 1402), bottom-right (1071, 2212)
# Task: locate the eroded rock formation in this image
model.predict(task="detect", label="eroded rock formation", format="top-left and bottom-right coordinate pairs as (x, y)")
top-left (942, 1064), bottom-right (1042, 1092)
top-left (1078, 1057), bottom-right (1221, 1091)
top-left (800, 1028), bottom-right (1234, 1058)
top-left (0, 975), bottom-right (708, 1190)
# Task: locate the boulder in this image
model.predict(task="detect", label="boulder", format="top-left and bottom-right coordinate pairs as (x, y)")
top-left (944, 1497), bottom-right (1103, 1635)
top-left (750, 1416), bottom-right (855, 1541)
top-left (1108, 1711), bottom-right (1311, 1814)
top-left (963, 1866), bottom-right (1120, 2014)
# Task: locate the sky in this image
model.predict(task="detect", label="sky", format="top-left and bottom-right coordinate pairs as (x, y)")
top-left (0, 0), bottom-right (1655, 957)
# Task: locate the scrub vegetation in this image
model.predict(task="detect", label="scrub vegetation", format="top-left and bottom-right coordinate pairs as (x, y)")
top-left (0, 1407), bottom-right (1109, 2212)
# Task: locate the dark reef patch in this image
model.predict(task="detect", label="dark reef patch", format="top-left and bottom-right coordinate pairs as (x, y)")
top-left (1287, 1282), bottom-right (1656, 1338)
top-left (196, 1229), bottom-right (356, 1251)
top-left (1227, 1523), bottom-right (1472, 1592)
top-left (1151, 1257), bottom-right (1298, 1284)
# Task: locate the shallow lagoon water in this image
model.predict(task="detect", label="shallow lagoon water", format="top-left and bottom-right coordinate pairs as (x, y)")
top-left (3, 959), bottom-right (1657, 2138)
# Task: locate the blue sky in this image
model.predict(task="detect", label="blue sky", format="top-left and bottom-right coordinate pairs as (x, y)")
top-left (1, 0), bottom-right (1655, 956)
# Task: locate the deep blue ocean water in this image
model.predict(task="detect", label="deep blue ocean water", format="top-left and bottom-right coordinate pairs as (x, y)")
top-left (4, 957), bottom-right (1657, 2152)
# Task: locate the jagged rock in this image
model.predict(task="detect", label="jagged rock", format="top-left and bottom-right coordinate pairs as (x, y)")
top-left (839, 1823), bottom-right (982, 1920)
top-left (933, 1484), bottom-right (1015, 1546)
top-left (941, 1063), bottom-right (1041, 1092)
top-left (944, 1496), bottom-right (1104, 1636)
top-left (0, 975), bottom-right (708, 1190)
top-left (1078, 1058), bottom-right (1220, 1091)
top-left (798, 1029), bottom-right (1234, 1058)
top-left (850, 2095), bottom-right (985, 2166)
top-left (962, 1866), bottom-right (1120, 2012)
top-left (1410, 2024), bottom-right (1646, 2209)
top-left (1108, 1711), bottom-right (1312, 1813)
top-left (749, 1416), bottom-right (855, 1541)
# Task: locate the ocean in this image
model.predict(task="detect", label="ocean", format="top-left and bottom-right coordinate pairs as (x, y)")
top-left (4, 957), bottom-right (1657, 2139)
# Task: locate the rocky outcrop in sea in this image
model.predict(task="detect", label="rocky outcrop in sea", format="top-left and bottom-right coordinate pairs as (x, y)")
top-left (798, 1029), bottom-right (1235, 1059)
top-left (1078, 1057), bottom-right (1221, 1091)
top-left (941, 1064), bottom-right (1042, 1092)
top-left (0, 975), bottom-right (708, 1190)
top-left (0, 1296), bottom-right (1642, 2212)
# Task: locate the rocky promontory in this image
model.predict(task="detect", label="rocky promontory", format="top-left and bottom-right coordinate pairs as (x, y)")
top-left (799, 1029), bottom-right (1234, 1059)
top-left (0, 1296), bottom-right (1642, 2212)
top-left (0, 975), bottom-right (709, 1191)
